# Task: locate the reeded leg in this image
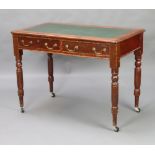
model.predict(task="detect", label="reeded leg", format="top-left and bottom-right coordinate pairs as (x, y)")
top-left (48, 53), bottom-right (55, 97)
top-left (15, 49), bottom-right (24, 113)
top-left (134, 49), bottom-right (142, 113)
top-left (111, 68), bottom-right (119, 132)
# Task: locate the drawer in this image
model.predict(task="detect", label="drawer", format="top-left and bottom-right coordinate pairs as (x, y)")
top-left (18, 36), bottom-right (41, 49)
top-left (18, 36), bottom-right (60, 51)
top-left (62, 40), bottom-right (109, 57)
top-left (41, 38), bottom-right (60, 51)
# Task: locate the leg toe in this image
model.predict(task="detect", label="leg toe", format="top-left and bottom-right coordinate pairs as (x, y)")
top-left (113, 126), bottom-right (119, 132)
top-left (134, 107), bottom-right (141, 113)
top-left (20, 107), bottom-right (25, 113)
top-left (51, 92), bottom-right (55, 97)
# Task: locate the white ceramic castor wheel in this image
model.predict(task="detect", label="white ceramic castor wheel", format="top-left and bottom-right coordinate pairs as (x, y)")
top-left (21, 107), bottom-right (25, 113)
top-left (113, 126), bottom-right (119, 132)
top-left (135, 107), bottom-right (141, 113)
top-left (51, 92), bottom-right (56, 97)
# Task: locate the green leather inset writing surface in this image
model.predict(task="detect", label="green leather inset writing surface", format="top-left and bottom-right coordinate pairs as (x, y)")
top-left (25, 23), bottom-right (132, 38)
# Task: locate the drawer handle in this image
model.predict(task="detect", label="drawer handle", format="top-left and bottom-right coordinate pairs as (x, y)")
top-left (92, 47), bottom-right (103, 56)
top-left (102, 47), bottom-right (107, 52)
top-left (44, 43), bottom-right (58, 50)
top-left (92, 47), bottom-right (107, 56)
top-left (65, 44), bottom-right (79, 52)
top-left (21, 40), bottom-right (33, 47)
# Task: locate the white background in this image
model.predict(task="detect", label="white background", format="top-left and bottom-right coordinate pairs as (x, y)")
top-left (0, 0), bottom-right (155, 154)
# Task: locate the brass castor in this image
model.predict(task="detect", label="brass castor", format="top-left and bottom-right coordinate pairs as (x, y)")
top-left (113, 126), bottom-right (119, 132)
top-left (51, 92), bottom-right (56, 97)
top-left (21, 107), bottom-right (25, 113)
top-left (134, 107), bottom-right (141, 113)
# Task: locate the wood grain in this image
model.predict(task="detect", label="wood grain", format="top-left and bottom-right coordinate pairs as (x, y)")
top-left (48, 53), bottom-right (54, 93)
top-left (11, 24), bottom-right (145, 131)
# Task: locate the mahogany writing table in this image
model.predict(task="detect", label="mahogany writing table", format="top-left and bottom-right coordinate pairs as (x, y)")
top-left (11, 23), bottom-right (145, 132)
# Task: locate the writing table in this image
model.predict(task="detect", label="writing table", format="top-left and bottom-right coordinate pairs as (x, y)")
top-left (11, 23), bottom-right (145, 132)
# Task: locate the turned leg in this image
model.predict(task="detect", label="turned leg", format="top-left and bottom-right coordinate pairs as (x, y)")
top-left (48, 53), bottom-right (55, 97)
top-left (134, 49), bottom-right (142, 112)
top-left (111, 68), bottom-right (119, 132)
top-left (15, 49), bottom-right (24, 113)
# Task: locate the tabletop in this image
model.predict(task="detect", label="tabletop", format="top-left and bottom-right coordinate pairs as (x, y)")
top-left (12, 23), bottom-right (144, 43)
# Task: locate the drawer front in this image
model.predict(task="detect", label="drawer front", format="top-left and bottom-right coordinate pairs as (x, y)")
top-left (18, 36), bottom-right (41, 49)
top-left (18, 36), bottom-right (60, 51)
top-left (62, 40), bottom-right (109, 57)
top-left (18, 36), bottom-right (109, 58)
top-left (41, 38), bottom-right (60, 51)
